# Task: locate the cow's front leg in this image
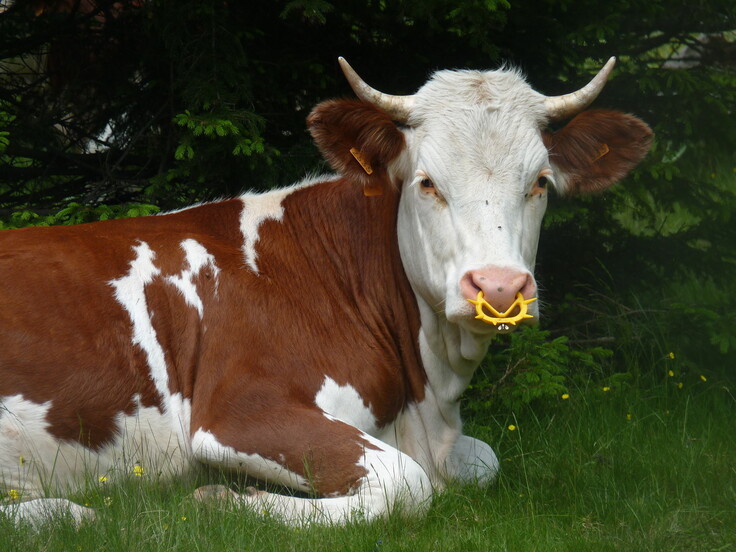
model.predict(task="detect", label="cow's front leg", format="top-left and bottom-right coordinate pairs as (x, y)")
top-left (190, 408), bottom-right (432, 524)
top-left (443, 435), bottom-right (499, 485)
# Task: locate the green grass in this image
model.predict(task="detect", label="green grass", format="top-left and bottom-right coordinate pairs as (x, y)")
top-left (3, 378), bottom-right (735, 552)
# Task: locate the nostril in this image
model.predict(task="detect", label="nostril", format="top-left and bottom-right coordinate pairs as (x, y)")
top-left (520, 273), bottom-right (537, 299)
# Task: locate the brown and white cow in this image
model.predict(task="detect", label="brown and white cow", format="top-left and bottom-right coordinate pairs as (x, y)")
top-left (0, 57), bottom-right (652, 526)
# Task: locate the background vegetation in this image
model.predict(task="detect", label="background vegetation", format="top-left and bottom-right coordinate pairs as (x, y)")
top-left (1, 0), bottom-right (734, 549)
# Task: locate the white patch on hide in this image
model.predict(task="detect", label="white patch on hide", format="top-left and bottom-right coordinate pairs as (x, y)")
top-left (314, 376), bottom-right (380, 436)
top-left (239, 188), bottom-right (291, 273)
top-left (238, 175), bottom-right (339, 273)
top-left (165, 238), bottom-right (220, 318)
top-left (0, 394), bottom-right (193, 497)
top-left (108, 242), bottom-right (194, 445)
top-left (108, 241), bottom-right (169, 401)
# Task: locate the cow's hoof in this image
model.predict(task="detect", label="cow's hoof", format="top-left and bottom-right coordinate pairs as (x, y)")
top-left (191, 485), bottom-right (238, 502)
top-left (244, 486), bottom-right (267, 498)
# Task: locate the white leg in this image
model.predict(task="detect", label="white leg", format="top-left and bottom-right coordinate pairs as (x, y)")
top-left (0, 498), bottom-right (95, 529)
top-left (191, 427), bottom-right (433, 525)
top-left (241, 441), bottom-right (432, 524)
top-left (443, 435), bottom-right (499, 485)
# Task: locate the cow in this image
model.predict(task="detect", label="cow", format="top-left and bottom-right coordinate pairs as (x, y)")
top-left (0, 56), bottom-right (652, 527)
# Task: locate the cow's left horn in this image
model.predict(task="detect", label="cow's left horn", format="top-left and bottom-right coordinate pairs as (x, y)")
top-left (544, 57), bottom-right (616, 121)
top-left (338, 57), bottom-right (414, 123)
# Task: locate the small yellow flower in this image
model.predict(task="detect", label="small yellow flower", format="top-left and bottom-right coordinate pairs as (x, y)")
top-left (668, 370), bottom-right (674, 377)
top-left (508, 424), bottom-right (517, 431)
top-left (104, 496), bottom-right (113, 506)
top-left (561, 393), bottom-right (570, 400)
top-left (98, 475), bottom-right (108, 483)
top-left (181, 516), bottom-right (187, 521)
top-left (678, 382), bottom-right (684, 389)
top-left (133, 464), bottom-right (144, 477)
top-left (626, 413), bottom-right (632, 421)
top-left (668, 352), bottom-right (675, 359)
top-left (8, 489), bottom-right (20, 501)
top-left (602, 386), bottom-right (611, 392)
top-left (700, 375), bottom-right (707, 382)
top-left (19, 456), bottom-right (25, 466)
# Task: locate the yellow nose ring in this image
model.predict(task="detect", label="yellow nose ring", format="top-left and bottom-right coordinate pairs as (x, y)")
top-left (467, 291), bottom-right (537, 326)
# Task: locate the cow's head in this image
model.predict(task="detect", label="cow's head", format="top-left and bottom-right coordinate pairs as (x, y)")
top-left (308, 58), bottom-right (652, 346)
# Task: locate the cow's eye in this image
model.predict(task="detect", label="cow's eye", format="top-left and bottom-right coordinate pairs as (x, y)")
top-left (528, 171), bottom-right (552, 197)
top-left (416, 172), bottom-right (443, 202)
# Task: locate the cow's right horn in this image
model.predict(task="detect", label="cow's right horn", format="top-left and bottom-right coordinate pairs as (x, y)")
top-left (544, 57), bottom-right (617, 121)
top-left (339, 57), bottom-right (414, 123)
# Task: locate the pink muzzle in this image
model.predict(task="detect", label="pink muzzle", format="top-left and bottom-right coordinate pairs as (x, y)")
top-left (460, 267), bottom-right (537, 314)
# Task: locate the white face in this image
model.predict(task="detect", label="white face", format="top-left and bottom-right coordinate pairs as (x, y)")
top-left (393, 69), bottom-right (552, 335)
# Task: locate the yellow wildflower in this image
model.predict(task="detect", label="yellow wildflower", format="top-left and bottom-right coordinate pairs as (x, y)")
top-left (181, 516), bottom-right (187, 521)
top-left (602, 386), bottom-right (611, 392)
top-left (668, 352), bottom-right (675, 359)
top-left (104, 496), bottom-right (113, 506)
top-left (678, 382), bottom-right (684, 389)
top-left (561, 393), bottom-right (570, 400)
top-left (626, 413), bottom-right (632, 421)
top-left (8, 489), bottom-right (20, 501)
top-left (700, 375), bottom-right (707, 382)
top-left (668, 370), bottom-right (674, 377)
top-left (508, 424), bottom-right (517, 431)
top-left (99, 475), bottom-right (108, 483)
top-left (19, 456), bottom-right (25, 466)
top-left (133, 464), bottom-right (144, 477)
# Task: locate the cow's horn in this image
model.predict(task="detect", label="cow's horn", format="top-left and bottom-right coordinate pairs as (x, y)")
top-left (338, 57), bottom-right (414, 123)
top-left (544, 57), bottom-right (616, 121)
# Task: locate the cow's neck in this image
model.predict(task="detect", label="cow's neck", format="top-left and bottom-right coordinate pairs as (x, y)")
top-left (415, 297), bottom-right (492, 402)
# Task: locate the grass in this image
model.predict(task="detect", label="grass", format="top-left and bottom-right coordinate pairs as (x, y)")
top-left (2, 376), bottom-right (735, 551)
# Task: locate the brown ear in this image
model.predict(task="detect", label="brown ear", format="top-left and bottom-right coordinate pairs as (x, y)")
top-left (544, 110), bottom-right (653, 195)
top-left (307, 99), bottom-right (406, 194)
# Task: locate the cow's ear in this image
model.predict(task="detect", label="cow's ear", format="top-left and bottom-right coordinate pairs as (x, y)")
top-left (544, 109), bottom-right (653, 195)
top-left (307, 99), bottom-right (406, 195)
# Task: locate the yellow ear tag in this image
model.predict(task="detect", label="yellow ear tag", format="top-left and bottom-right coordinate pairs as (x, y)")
top-left (592, 143), bottom-right (610, 162)
top-left (350, 147), bottom-right (383, 196)
top-left (350, 148), bottom-right (373, 175)
top-left (467, 291), bottom-right (537, 326)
